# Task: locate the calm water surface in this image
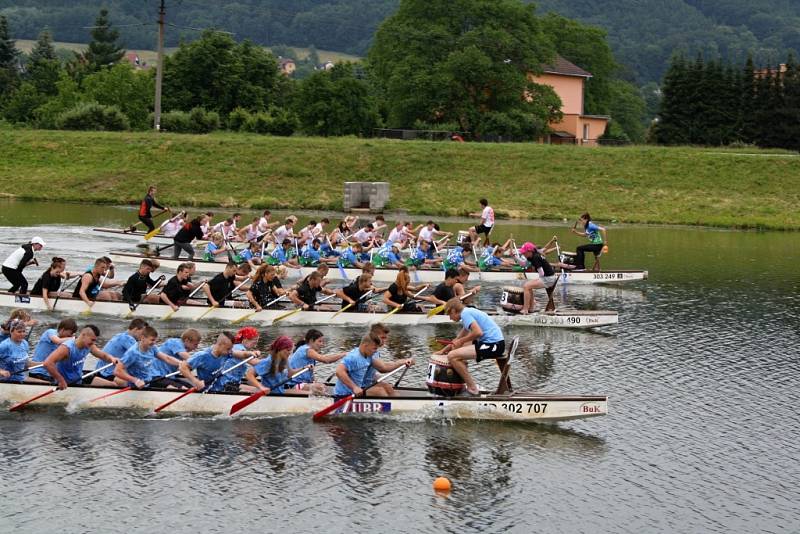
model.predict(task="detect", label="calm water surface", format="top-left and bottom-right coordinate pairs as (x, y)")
top-left (0, 200), bottom-right (798, 533)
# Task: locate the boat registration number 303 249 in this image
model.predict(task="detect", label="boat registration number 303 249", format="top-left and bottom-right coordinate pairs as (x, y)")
top-left (481, 402), bottom-right (548, 414)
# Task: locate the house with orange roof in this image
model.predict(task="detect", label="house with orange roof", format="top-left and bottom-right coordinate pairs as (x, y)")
top-left (530, 56), bottom-right (609, 146)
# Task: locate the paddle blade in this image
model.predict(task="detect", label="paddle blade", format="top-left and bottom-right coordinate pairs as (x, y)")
top-left (88, 386), bottom-right (132, 403)
top-left (379, 306), bottom-right (402, 321)
top-left (312, 394), bottom-right (354, 421)
top-left (427, 304), bottom-right (445, 318)
top-left (80, 308), bottom-right (93, 317)
top-left (330, 302), bottom-right (352, 320)
top-left (152, 386), bottom-right (197, 413)
top-left (337, 264), bottom-right (349, 280)
top-left (271, 307), bottom-right (301, 325)
top-left (194, 305), bottom-right (218, 322)
top-left (229, 389), bottom-right (267, 416)
top-left (9, 387), bottom-right (57, 412)
top-left (161, 310), bottom-right (177, 321)
top-left (144, 227), bottom-right (161, 240)
top-left (231, 311), bottom-right (256, 325)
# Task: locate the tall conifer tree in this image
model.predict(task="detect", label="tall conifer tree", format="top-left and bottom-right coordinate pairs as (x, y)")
top-left (0, 15), bottom-right (19, 97)
top-left (84, 8), bottom-right (125, 71)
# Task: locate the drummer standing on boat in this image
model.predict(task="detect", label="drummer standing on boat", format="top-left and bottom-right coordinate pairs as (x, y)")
top-left (138, 185), bottom-right (169, 233)
top-left (2, 236), bottom-right (45, 294)
top-left (468, 198), bottom-right (495, 248)
top-left (437, 298), bottom-right (505, 396)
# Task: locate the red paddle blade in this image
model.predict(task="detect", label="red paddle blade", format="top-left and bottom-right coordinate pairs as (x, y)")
top-left (153, 386), bottom-right (197, 413)
top-left (88, 386), bottom-right (132, 403)
top-left (312, 394), bottom-right (354, 421)
top-left (9, 387), bottom-right (58, 412)
top-left (229, 390), bottom-right (267, 416)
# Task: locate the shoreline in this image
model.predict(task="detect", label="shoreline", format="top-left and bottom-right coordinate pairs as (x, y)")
top-left (1, 129), bottom-right (798, 231)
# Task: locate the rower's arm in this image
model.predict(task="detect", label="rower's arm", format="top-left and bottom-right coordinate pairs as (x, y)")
top-left (202, 284), bottom-right (218, 307)
top-left (373, 358), bottom-right (413, 373)
top-left (43, 345), bottom-right (69, 389)
top-left (77, 273), bottom-right (94, 306)
top-left (113, 361), bottom-right (143, 388)
top-left (41, 288), bottom-right (52, 310)
top-left (245, 367), bottom-right (268, 393)
top-left (245, 289), bottom-right (261, 310)
top-left (382, 291), bottom-right (401, 309)
top-left (90, 346), bottom-right (117, 365)
top-left (178, 360), bottom-right (203, 389)
top-left (155, 351), bottom-right (181, 369)
top-left (600, 227), bottom-right (607, 244)
top-left (287, 290), bottom-right (304, 307)
top-left (335, 363), bottom-right (359, 394)
top-left (308, 348), bottom-right (346, 364)
top-left (160, 291), bottom-right (178, 310)
top-left (334, 288), bottom-right (355, 305)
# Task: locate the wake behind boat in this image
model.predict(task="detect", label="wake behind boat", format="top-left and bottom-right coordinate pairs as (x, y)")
top-left (109, 251), bottom-right (648, 285)
top-left (0, 292), bottom-right (619, 328)
top-left (0, 381), bottom-right (608, 423)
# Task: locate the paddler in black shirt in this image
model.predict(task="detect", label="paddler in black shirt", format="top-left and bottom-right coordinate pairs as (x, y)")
top-left (422, 268), bottom-right (460, 306)
top-left (288, 271), bottom-right (334, 310)
top-left (518, 242), bottom-right (559, 314)
top-left (122, 259), bottom-right (163, 307)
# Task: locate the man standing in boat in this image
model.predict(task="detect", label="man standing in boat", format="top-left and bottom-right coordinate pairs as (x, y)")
top-left (437, 298), bottom-right (505, 396)
top-left (138, 185), bottom-right (169, 233)
top-left (2, 236), bottom-right (45, 294)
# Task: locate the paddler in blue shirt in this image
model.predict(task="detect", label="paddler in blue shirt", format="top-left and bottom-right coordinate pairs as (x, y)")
top-left (28, 318), bottom-right (78, 382)
top-left (333, 334), bottom-right (414, 399)
top-left (113, 325), bottom-right (184, 389)
top-left (178, 331), bottom-right (234, 391)
top-left (436, 298), bottom-right (505, 396)
top-left (150, 328), bottom-right (202, 383)
top-left (0, 320), bottom-right (32, 383)
top-left (245, 335), bottom-right (297, 395)
top-left (94, 318), bottom-right (148, 380)
top-left (41, 325), bottom-right (119, 390)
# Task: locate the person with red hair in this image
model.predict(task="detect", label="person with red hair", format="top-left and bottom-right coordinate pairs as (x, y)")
top-left (245, 335), bottom-right (301, 396)
top-left (217, 327), bottom-right (263, 393)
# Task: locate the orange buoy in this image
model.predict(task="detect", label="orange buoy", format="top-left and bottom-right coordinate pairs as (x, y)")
top-left (433, 477), bottom-right (452, 491)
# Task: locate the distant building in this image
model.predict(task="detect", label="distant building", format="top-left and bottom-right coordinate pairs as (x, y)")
top-left (279, 57), bottom-right (296, 76)
top-left (754, 63), bottom-right (788, 78)
top-left (530, 56), bottom-right (610, 146)
top-left (124, 52), bottom-right (148, 69)
top-left (318, 60), bottom-right (335, 71)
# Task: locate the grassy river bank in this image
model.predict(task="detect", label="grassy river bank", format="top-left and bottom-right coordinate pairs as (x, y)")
top-left (1, 128), bottom-right (798, 230)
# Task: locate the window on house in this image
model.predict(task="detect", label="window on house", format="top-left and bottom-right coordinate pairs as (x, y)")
top-left (583, 124), bottom-right (590, 140)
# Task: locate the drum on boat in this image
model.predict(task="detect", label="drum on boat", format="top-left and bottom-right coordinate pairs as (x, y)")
top-left (457, 231), bottom-right (471, 245)
top-left (426, 355), bottom-right (465, 396)
top-left (559, 251), bottom-right (577, 267)
top-left (499, 286), bottom-right (524, 313)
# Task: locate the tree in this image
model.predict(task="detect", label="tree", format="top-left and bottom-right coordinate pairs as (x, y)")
top-left (606, 80), bottom-right (647, 142)
top-left (83, 8), bottom-right (125, 72)
top-left (368, 0), bottom-right (558, 138)
top-left (163, 31), bottom-right (283, 116)
top-left (653, 54), bottom-right (691, 144)
top-left (0, 15), bottom-right (19, 98)
top-left (294, 62), bottom-right (380, 136)
top-left (82, 63), bottom-right (154, 130)
top-left (27, 29), bottom-right (61, 96)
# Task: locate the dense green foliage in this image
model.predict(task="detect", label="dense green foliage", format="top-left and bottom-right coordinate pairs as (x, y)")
top-left (82, 8), bottom-right (125, 72)
top-left (2, 0), bottom-right (799, 84)
top-left (369, 0), bottom-right (560, 137)
top-left (653, 54), bottom-right (800, 150)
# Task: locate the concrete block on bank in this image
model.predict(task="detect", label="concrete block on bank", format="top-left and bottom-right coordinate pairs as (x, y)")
top-left (344, 181), bottom-right (389, 212)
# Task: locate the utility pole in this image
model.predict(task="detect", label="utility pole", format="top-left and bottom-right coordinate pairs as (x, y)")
top-left (153, 0), bottom-right (165, 131)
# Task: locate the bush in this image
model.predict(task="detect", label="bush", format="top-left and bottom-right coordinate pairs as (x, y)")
top-left (56, 102), bottom-right (130, 131)
top-left (243, 107), bottom-right (298, 136)
top-left (189, 107), bottom-right (220, 133)
top-left (158, 111), bottom-right (191, 133)
top-left (227, 107), bottom-right (252, 131)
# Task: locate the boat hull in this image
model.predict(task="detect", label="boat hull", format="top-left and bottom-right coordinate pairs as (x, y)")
top-left (0, 292), bottom-right (618, 328)
top-left (109, 252), bottom-right (647, 285)
top-left (0, 382), bottom-right (608, 423)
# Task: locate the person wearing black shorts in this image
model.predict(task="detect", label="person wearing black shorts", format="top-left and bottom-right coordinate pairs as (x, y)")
top-left (468, 198), bottom-right (495, 247)
top-left (434, 297), bottom-right (505, 396)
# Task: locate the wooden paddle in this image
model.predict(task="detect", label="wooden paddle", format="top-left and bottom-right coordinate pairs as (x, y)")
top-left (51, 275), bottom-right (80, 311)
top-left (330, 289), bottom-right (373, 320)
top-left (124, 275), bottom-right (165, 319)
top-left (231, 295), bottom-right (285, 325)
top-left (9, 362), bottom-right (115, 412)
top-left (426, 291), bottom-right (474, 318)
top-left (312, 363), bottom-right (409, 421)
top-left (87, 369), bottom-right (182, 403)
top-left (271, 293), bottom-right (337, 325)
top-left (195, 278), bottom-right (250, 322)
top-left (379, 286), bottom-right (428, 321)
top-left (228, 365), bottom-right (314, 416)
top-left (150, 356), bottom-right (255, 414)
top-left (161, 281), bottom-right (207, 321)
top-left (512, 240), bottom-right (528, 281)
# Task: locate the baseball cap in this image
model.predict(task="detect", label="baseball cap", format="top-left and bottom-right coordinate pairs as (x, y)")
top-left (518, 242), bottom-right (536, 254)
top-left (31, 236), bottom-right (45, 247)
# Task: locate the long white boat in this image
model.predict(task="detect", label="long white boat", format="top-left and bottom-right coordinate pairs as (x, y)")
top-left (93, 227), bottom-right (175, 245)
top-left (0, 292), bottom-right (619, 328)
top-left (0, 382), bottom-right (608, 423)
top-left (109, 251), bottom-right (648, 285)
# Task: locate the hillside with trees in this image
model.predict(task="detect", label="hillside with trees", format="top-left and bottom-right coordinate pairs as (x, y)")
top-left (1, 0), bottom-right (799, 84)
